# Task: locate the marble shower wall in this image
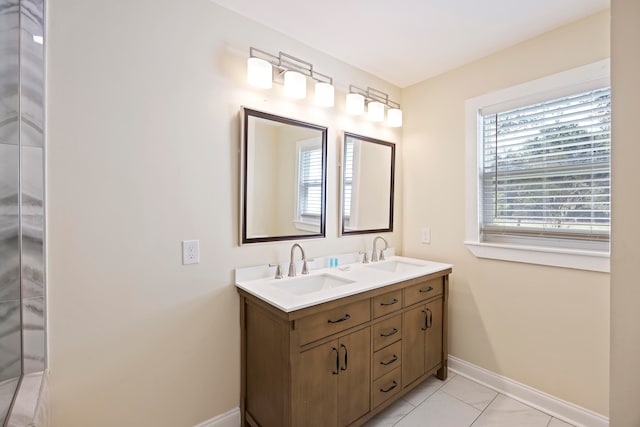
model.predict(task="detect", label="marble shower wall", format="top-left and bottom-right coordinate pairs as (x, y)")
top-left (20, 0), bottom-right (45, 374)
top-left (0, 0), bottom-right (22, 422)
top-left (0, 0), bottom-right (45, 422)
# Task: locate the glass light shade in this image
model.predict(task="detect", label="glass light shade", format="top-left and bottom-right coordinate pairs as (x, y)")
top-left (247, 57), bottom-right (272, 89)
top-left (346, 93), bottom-right (365, 115)
top-left (314, 82), bottom-right (334, 107)
top-left (284, 71), bottom-right (307, 99)
top-left (368, 101), bottom-right (385, 122)
top-left (387, 108), bottom-right (403, 127)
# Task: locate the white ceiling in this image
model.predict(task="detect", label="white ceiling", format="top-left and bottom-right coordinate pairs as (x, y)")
top-left (211, 0), bottom-right (609, 88)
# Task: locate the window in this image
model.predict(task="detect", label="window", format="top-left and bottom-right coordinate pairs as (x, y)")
top-left (296, 141), bottom-right (322, 227)
top-left (465, 60), bottom-right (610, 272)
top-left (482, 87), bottom-right (611, 243)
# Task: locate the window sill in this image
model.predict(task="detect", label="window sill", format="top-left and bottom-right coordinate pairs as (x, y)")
top-left (464, 241), bottom-right (610, 273)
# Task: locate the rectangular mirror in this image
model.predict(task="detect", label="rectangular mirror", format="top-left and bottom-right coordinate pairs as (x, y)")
top-left (241, 107), bottom-right (327, 244)
top-left (341, 132), bottom-right (395, 235)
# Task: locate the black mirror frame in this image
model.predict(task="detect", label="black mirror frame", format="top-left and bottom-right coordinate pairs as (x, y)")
top-left (240, 107), bottom-right (328, 244)
top-left (340, 132), bottom-right (395, 236)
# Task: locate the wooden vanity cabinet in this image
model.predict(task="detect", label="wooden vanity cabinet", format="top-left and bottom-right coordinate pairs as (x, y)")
top-left (403, 297), bottom-right (444, 387)
top-left (239, 269), bottom-right (450, 427)
top-left (294, 326), bottom-right (371, 427)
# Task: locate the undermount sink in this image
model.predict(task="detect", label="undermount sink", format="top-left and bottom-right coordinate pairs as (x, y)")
top-left (365, 260), bottom-right (423, 273)
top-left (269, 274), bottom-right (356, 296)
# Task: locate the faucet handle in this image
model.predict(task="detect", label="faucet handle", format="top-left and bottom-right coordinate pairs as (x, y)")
top-left (269, 263), bottom-right (283, 279)
top-left (301, 259), bottom-right (309, 275)
top-left (379, 250), bottom-right (386, 261)
top-left (358, 251), bottom-right (369, 264)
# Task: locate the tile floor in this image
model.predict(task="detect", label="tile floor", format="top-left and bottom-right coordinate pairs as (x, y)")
top-left (366, 373), bottom-right (574, 427)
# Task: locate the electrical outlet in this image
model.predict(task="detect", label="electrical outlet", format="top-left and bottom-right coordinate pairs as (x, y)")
top-left (421, 228), bottom-right (431, 244)
top-left (182, 240), bottom-right (200, 265)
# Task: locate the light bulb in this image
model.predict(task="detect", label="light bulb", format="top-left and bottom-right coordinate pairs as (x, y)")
top-left (368, 101), bottom-right (385, 122)
top-left (284, 71), bottom-right (306, 99)
top-left (346, 93), bottom-right (365, 115)
top-left (387, 108), bottom-right (403, 127)
top-left (247, 57), bottom-right (272, 89)
top-left (314, 82), bottom-right (334, 107)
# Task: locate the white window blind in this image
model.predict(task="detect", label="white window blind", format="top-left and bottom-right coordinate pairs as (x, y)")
top-left (481, 86), bottom-right (611, 244)
top-left (299, 146), bottom-right (322, 220)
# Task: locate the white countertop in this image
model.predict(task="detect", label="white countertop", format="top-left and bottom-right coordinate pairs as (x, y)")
top-left (235, 256), bottom-right (453, 313)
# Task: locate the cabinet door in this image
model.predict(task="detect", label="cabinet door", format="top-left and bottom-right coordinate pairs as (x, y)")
top-left (295, 340), bottom-right (339, 427)
top-left (402, 304), bottom-right (426, 387)
top-left (424, 298), bottom-right (443, 371)
top-left (338, 327), bottom-right (371, 426)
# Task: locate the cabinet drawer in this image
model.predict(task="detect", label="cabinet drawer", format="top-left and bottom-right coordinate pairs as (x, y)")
top-left (297, 299), bottom-right (371, 346)
top-left (372, 315), bottom-right (402, 351)
top-left (372, 290), bottom-right (402, 318)
top-left (373, 367), bottom-right (402, 408)
top-left (404, 277), bottom-right (443, 307)
top-left (373, 340), bottom-right (401, 380)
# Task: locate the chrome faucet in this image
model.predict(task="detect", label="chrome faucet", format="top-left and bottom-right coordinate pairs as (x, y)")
top-left (269, 263), bottom-right (283, 279)
top-left (371, 236), bottom-right (389, 262)
top-left (288, 243), bottom-right (309, 277)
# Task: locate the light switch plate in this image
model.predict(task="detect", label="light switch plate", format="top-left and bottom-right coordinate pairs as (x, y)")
top-left (182, 240), bottom-right (200, 265)
top-left (421, 228), bottom-right (431, 244)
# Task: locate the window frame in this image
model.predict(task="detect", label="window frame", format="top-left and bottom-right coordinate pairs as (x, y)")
top-left (464, 60), bottom-right (610, 272)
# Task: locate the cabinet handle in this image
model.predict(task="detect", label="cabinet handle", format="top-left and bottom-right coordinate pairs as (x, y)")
top-left (426, 308), bottom-right (433, 329)
top-left (421, 309), bottom-right (428, 330)
top-left (340, 344), bottom-right (348, 371)
top-left (332, 347), bottom-right (339, 375)
top-left (380, 327), bottom-right (399, 338)
top-left (380, 381), bottom-right (398, 393)
top-left (327, 314), bottom-right (351, 324)
top-left (420, 286), bottom-right (434, 293)
top-left (380, 298), bottom-right (398, 306)
top-left (380, 355), bottom-right (398, 366)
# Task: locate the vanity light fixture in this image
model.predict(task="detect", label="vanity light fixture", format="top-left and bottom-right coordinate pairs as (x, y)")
top-left (346, 85), bottom-right (403, 127)
top-left (247, 47), bottom-right (334, 106)
top-left (368, 101), bottom-right (385, 122)
top-left (346, 93), bottom-right (365, 115)
top-left (247, 56), bottom-right (273, 89)
top-left (284, 70), bottom-right (306, 99)
top-left (315, 82), bottom-right (335, 107)
top-left (387, 108), bottom-right (403, 128)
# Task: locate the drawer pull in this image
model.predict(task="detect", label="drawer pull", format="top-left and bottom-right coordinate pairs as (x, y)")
top-left (380, 298), bottom-right (398, 306)
top-left (421, 309), bottom-right (428, 330)
top-left (426, 308), bottom-right (433, 329)
top-left (380, 327), bottom-right (399, 338)
top-left (420, 286), bottom-right (434, 293)
top-left (380, 381), bottom-right (398, 393)
top-left (380, 355), bottom-right (398, 366)
top-left (340, 344), bottom-right (348, 372)
top-left (332, 347), bottom-right (339, 375)
top-left (327, 314), bottom-right (351, 324)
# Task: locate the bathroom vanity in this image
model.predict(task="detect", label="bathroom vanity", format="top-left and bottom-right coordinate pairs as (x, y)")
top-left (236, 256), bottom-right (452, 427)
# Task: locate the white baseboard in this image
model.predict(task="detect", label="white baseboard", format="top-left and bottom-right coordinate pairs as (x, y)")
top-left (448, 356), bottom-right (609, 427)
top-left (194, 407), bottom-right (240, 427)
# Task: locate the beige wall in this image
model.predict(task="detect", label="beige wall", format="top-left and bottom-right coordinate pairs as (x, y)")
top-left (45, 1), bottom-right (402, 426)
top-left (610, 0), bottom-right (640, 425)
top-left (401, 11), bottom-right (611, 416)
